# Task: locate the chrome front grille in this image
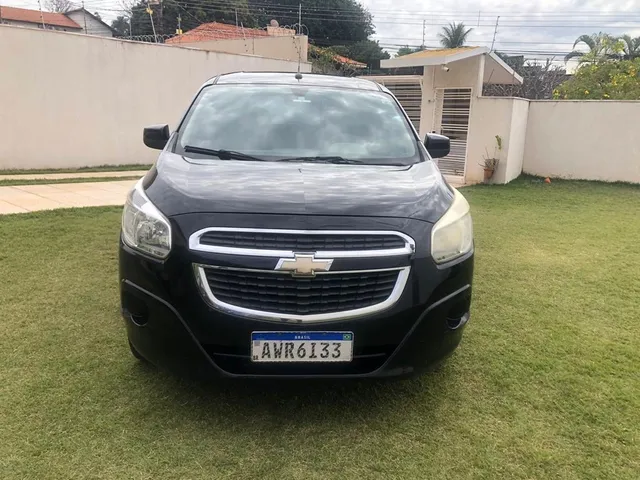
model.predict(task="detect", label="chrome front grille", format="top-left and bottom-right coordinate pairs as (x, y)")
top-left (190, 228), bottom-right (414, 322)
top-left (198, 230), bottom-right (406, 251)
top-left (189, 228), bottom-right (415, 257)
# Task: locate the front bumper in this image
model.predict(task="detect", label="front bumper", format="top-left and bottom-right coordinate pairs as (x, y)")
top-left (119, 236), bottom-right (473, 379)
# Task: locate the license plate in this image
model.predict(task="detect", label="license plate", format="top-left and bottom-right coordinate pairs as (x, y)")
top-left (251, 332), bottom-right (353, 363)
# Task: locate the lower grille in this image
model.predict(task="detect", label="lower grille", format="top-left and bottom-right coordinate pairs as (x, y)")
top-left (195, 265), bottom-right (410, 321)
top-left (205, 268), bottom-right (397, 315)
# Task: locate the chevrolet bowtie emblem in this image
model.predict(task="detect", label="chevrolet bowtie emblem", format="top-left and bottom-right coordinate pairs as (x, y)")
top-left (275, 254), bottom-right (334, 277)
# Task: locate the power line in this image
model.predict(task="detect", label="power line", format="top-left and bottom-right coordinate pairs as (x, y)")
top-left (109, 0), bottom-right (640, 17)
top-left (79, 1), bottom-right (640, 31)
top-left (74, 0), bottom-right (640, 56)
top-left (81, 0), bottom-right (640, 23)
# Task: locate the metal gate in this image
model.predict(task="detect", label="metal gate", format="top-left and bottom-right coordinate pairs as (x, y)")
top-left (433, 88), bottom-right (472, 180)
top-left (373, 76), bottom-right (422, 132)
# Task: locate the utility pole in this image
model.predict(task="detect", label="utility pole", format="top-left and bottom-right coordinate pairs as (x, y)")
top-left (37, 0), bottom-right (45, 29)
top-left (176, 14), bottom-right (182, 35)
top-left (82, 1), bottom-right (87, 34)
top-left (422, 19), bottom-right (425, 48)
top-left (235, 9), bottom-right (238, 27)
top-left (298, 3), bottom-right (301, 35)
top-left (146, 1), bottom-right (157, 43)
top-left (490, 16), bottom-right (500, 51)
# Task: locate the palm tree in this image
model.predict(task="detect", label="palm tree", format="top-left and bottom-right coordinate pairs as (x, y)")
top-left (438, 22), bottom-right (473, 49)
top-left (565, 33), bottom-right (622, 63)
top-left (619, 34), bottom-right (640, 60)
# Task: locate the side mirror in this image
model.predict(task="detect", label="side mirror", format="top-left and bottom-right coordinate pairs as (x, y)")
top-left (424, 133), bottom-right (450, 159)
top-left (143, 124), bottom-right (170, 150)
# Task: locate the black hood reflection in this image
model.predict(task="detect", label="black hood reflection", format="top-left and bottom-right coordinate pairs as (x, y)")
top-left (145, 153), bottom-right (453, 224)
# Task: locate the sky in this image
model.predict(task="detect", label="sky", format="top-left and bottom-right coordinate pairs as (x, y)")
top-left (360, 0), bottom-right (640, 61)
top-left (6, 0), bottom-right (640, 62)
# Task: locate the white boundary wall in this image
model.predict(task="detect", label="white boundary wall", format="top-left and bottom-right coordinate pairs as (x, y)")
top-left (523, 100), bottom-right (640, 183)
top-left (0, 26), bottom-right (310, 169)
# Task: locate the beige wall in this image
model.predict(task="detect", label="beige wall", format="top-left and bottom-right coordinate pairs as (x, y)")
top-left (524, 101), bottom-right (640, 183)
top-left (186, 36), bottom-right (308, 63)
top-left (419, 55), bottom-right (484, 139)
top-left (0, 26), bottom-right (310, 169)
top-left (465, 97), bottom-right (529, 184)
top-left (434, 54), bottom-right (485, 91)
top-left (1, 19), bottom-right (79, 32)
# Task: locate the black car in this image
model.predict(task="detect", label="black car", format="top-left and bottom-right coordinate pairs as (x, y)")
top-left (120, 72), bottom-right (474, 379)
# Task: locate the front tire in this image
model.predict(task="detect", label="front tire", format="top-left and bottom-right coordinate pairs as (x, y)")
top-left (128, 340), bottom-right (146, 362)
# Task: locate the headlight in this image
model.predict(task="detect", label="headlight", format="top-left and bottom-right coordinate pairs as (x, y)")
top-left (122, 180), bottom-right (172, 259)
top-left (431, 188), bottom-right (473, 264)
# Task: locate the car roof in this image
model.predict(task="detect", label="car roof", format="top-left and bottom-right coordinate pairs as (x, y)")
top-left (210, 72), bottom-right (382, 91)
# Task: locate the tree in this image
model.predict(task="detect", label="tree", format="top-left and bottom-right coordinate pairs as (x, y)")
top-left (45, 0), bottom-right (72, 13)
top-left (127, 0), bottom-right (256, 38)
top-left (554, 59), bottom-right (640, 99)
top-left (438, 22), bottom-right (472, 48)
top-left (619, 35), bottom-right (640, 60)
top-left (395, 45), bottom-right (425, 57)
top-left (484, 55), bottom-right (568, 100)
top-left (111, 16), bottom-right (130, 36)
top-left (333, 40), bottom-right (389, 70)
top-left (495, 52), bottom-right (525, 72)
top-left (121, 0), bottom-right (381, 64)
top-left (249, 0), bottom-right (374, 45)
top-left (309, 45), bottom-right (361, 76)
top-left (564, 33), bottom-right (623, 64)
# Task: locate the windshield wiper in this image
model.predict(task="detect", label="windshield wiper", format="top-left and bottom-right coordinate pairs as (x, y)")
top-left (183, 145), bottom-right (267, 162)
top-left (275, 156), bottom-right (363, 164)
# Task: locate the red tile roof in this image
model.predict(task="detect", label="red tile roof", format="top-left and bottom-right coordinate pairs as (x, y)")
top-left (333, 53), bottom-right (367, 68)
top-left (0, 6), bottom-right (82, 29)
top-left (165, 22), bottom-right (269, 44)
top-left (308, 45), bottom-right (367, 68)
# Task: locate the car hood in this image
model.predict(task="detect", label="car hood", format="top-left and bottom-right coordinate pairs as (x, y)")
top-left (144, 152), bottom-right (454, 223)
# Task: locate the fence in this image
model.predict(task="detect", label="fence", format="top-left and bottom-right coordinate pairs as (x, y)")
top-left (0, 25), bottom-right (310, 169)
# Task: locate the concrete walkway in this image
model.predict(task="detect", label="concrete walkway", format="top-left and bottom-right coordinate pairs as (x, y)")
top-left (0, 170), bottom-right (148, 181)
top-left (0, 179), bottom-right (137, 214)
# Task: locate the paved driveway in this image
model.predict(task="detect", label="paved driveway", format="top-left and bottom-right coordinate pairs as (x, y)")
top-left (0, 180), bottom-right (137, 214)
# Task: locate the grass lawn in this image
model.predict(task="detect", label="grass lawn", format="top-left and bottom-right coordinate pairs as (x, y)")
top-left (0, 176), bottom-right (143, 187)
top-left (0, 164), bottom-right (152, 176)
top-left (1, 178), bottom-right (639, 479)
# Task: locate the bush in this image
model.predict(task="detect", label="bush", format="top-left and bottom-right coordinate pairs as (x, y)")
top-left (554, 59), bottom-right (640, 99)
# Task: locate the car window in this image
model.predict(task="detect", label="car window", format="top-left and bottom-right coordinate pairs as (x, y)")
top-left (176, 84), bottom-right (419, 164)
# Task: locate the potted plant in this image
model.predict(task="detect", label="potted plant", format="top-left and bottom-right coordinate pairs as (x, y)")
top-left (481, 135), bottom-right (502, 182)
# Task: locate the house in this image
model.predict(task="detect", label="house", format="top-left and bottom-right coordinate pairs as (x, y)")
top-left (164, 21), bottom-right (364, 70)
top-left (363, 46), bottom-right (524, 185)
top-left (0, 6), bottom-right (81, 32)
top-left (164, 21), bottom-right (308, 63)
top-left (0, 6), bottom-right (113, 37)
top-left (165, 22), bottom-right (274, 44)
top-left (65, 9), bottom-right (114, 37)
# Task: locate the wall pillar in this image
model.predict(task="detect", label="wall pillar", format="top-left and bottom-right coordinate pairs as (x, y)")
top-left (419, 66), bottom-right (436, 139)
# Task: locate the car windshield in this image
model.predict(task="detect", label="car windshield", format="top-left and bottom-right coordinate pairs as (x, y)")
top-left (176, 84), bottom-right (419, 165)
